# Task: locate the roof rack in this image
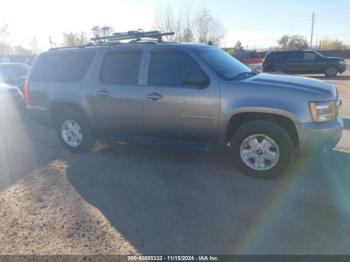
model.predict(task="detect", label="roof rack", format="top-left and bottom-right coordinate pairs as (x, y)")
top-left (90, 30), bottom-right (174, 43)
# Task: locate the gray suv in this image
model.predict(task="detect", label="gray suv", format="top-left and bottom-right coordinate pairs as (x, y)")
top-left (25, 31), bottom-right (343, 178)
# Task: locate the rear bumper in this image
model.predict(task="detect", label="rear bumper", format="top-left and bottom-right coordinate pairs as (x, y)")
top-left (298, 117), bottom-right (343, 155)
top-left (25, 105), bottom-right (52, 126)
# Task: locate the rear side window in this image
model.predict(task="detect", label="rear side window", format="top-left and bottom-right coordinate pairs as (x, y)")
top-left (100, 51), bottom-right (142, 84)
top-left (148, 50), bottom-right (198, 86)
top-left (285, 51), bottom-right (303, 60)
top-left (30, 52), bottom-right (95, 82)
top-left (266, 53), bottom-right (286, 62)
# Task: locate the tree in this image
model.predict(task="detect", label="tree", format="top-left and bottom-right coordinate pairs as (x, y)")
top-left (62, 32), bottom-right (88, 46)
top-left (320, 38), bottom-right (346, 50)
top-left (277, 35), bottom-right (308, 50)
top-left (0, 24), bottom-right (35, 55)
top-left (0, 24), bottom-right (11, 55)
top-left (194, 7), bottom-right (225, 45)
top-left (0, 42), bottom-right (11, 55)
top-left (49, 36), bottom-right (58, 48)
top-left (154, 5), bottom-right (194, 42)
top-left (29, 36), bottom-right (39, 54)
top-left (0, 24), bottom-right (9, 41)
top-left (233, 40), bottom-right (244, 53)
top-left (91, 25), bottom-right (114, 38)
top-left (11, 45), bottom-right (32, 55)
top-left (154, 5), bottom-right (225, 45)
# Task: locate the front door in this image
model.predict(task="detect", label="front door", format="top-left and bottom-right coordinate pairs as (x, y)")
top-left (142, 48), bottom-right (220, 145)
top-left (301, 51), bottom-right (326, 73)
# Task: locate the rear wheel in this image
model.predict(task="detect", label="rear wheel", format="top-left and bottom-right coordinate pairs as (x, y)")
top-left (324, 66), bottom-right (338, 77)
top-left (56, 110), bottom-right (94, 152)
top-left (230, 120), bottom-right (294, 179)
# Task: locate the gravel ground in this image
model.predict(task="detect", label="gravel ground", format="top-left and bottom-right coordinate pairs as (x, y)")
top-left (0, 63), bottom-right (349, 255)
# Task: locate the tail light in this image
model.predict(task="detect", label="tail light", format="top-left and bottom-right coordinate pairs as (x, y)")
top-left (23, 79), bottom-right (31, 105)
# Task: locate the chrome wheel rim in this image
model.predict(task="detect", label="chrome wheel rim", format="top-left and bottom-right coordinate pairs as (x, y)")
top-left (61, 120), bottom-right (83, 147)
top-left (240, 134), bottom-right (280, 171)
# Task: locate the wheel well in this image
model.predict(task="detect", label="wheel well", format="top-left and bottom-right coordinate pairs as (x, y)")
top-left (326, 64), bottom-right (340, 70)
top-left (51, 102), bottom-right (87, 125)
top-left (226, 112), bottom-right (299, 147)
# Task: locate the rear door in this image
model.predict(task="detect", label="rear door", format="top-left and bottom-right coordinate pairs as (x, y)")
top-left (282, 51), bottom-right (304, 73)
top-left (92, 48), bottom-right (144, 135)
top-left (142, 48), bottom-right (220, 145)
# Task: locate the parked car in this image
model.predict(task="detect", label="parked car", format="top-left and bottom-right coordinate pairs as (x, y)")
top-left (25, 31), bottom-right (343, 178)
top-left (263, 50), bottom-right (346, 77)
top-left (0, 82), bottom-right (25, 111)
top-left (0, 63), bottom-right (30, 91)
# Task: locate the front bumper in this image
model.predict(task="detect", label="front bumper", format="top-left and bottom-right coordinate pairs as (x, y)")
top-left (338, 63), bottom-right (346, 73)
top-left (298, 117), bottom-right (343, 155)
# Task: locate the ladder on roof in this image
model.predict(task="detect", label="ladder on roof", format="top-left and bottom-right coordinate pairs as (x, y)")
top-left (90, 30), bottom-right (175, 43)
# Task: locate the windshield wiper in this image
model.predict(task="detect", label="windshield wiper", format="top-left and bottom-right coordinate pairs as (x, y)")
top-left (230, 70), bottom-right (259, 80)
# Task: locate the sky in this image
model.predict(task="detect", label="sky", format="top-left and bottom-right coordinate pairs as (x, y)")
top-left (0, 0), bottom-right (349, 51)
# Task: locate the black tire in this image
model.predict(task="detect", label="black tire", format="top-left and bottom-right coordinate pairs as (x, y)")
top-left (56, 110), bottom-right (94, 152)
top-left (324, 66), bottom-right (338, 77)
top-left (230, 120), bottom-right (294, 179)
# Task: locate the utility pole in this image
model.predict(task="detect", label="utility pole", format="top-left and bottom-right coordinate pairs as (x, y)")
top-left (310, 12), bottom-right (315, 48)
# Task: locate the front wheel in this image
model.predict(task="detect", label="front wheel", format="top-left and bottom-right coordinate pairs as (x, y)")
top-left (324, 66), bottom-right (338, 77)
top-left (230, 120), bottom-right (295, 179)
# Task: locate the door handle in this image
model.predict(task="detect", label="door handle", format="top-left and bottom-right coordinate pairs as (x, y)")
top-left (146, 92), bottom-right (163, 101)
top-left (96, 89), bottom-right (111, 97)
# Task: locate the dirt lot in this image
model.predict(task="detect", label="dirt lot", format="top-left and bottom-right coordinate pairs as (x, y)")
top-left (0, 63), bottom-right (349, 255)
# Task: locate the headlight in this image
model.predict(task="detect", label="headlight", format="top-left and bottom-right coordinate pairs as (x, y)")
top-left (309, 100), bottom-right (338, 122)
top-left (339, 60), bottom-right (345, 64)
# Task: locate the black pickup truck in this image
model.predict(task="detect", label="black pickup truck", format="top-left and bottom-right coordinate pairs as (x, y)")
top-left (263, 50), bottom-right (346, 77)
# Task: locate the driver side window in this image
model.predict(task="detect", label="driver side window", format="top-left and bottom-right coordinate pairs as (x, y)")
top-left (148, 50), bottom-right (201, 87)
top-left (304, 52), bottom-right (317, 60)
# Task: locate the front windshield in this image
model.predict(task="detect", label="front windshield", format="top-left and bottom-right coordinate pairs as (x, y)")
top-left (195, 46), bottom-right (252, 79)
top-left (314, 50), bottom-right (325, 58)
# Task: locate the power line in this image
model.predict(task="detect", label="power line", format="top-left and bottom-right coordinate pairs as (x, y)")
top-left (224, 11), bottom-right (350, 26)
top-left (226, 18), bottom-right (350, 32)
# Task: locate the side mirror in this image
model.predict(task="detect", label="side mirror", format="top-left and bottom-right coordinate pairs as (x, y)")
top-left (182, 68), bottom-right (209, 87)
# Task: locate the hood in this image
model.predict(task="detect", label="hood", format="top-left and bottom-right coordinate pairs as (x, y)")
top-left (0, 82), bottom-right (22, 96)
top-left (241, 73), bottom-right (336, 98)
top-left (326, 56), bottom-right (344, 61)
